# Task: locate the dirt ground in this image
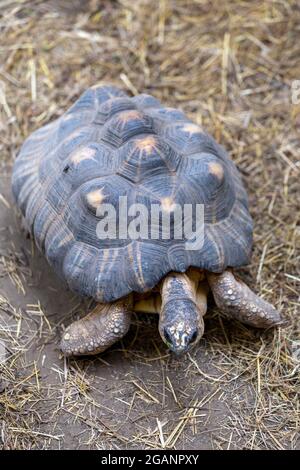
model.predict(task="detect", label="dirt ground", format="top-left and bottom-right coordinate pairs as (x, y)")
top-left (0, 0), bottom-right (299, 450)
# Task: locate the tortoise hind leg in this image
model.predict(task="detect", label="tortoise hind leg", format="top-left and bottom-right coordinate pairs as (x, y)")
top-left (60, 295), bottom-right (133, 356)
top-left (207, 270), bottom-right (284, 328)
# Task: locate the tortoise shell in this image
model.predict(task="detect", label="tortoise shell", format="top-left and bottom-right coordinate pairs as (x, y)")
top-left (12, 85), bottom-right (253, 302)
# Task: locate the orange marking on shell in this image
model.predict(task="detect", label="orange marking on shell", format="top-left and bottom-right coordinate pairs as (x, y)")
top-left (127, 243), bottom-right (134, 265)
top-left (135, 245), bottom-right (145, 288)
top-left (57, 232), bottom-right (74, 248)
top-left (91, 83), bottom-right (103, 89)
top-left (161, 197), bottom-right (176, 212)
top-left (135, 136), bottom-right (157, 153)
top-left (208, 162), bottom-right (224, 180)
top-left (182, 123), bottom-right (203, 135)
top-left (86, 188), bottom-right (106, 209)
top-left (117, 110), bottom-right (142, 123)
top-left (63, 114), bottom-right (75, 121)
top-left (70, 147), bottom-right (96, 165)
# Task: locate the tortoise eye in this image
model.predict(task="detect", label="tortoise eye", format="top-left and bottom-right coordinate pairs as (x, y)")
top-left (190, 329), bottom-right (198, 343)
top-left (63, 164), bottom-right (70, 173)
top-left (163, 328), bottom-right (172, 345)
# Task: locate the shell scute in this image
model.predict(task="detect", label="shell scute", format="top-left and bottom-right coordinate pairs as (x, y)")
top-left (94, 97), bottom-right (137, 125)
top-left (161, 122), bottom-right (213, 155)
top-left (116, 135), bottom-right (180, 184)
top-left (101, 110), bottom-right (154, 147)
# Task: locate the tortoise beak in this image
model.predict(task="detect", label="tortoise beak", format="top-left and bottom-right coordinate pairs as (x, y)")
top-left (163, 327), bottom-right (199, 355)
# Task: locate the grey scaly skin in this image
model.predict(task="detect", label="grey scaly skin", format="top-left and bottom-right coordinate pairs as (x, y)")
top-left (206, 270), bottom-right (284, 328)
top-left (159, 272), bottom-right (206, 354)
top-left (60, 269), bottom-right (283, 357)
top-left (60, 297), bottom-right (133, 356)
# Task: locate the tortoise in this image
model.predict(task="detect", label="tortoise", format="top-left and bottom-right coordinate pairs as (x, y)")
top-left (11, 84), bottom-right (283, 356)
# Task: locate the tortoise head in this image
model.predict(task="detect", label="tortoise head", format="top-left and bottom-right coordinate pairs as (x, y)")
top-left (159, 298), bottom-right (205, 354)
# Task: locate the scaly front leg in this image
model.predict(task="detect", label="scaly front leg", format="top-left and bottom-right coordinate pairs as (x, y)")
top-left (60, 295), bottom-right (133, 356)
top-left (207, 270), bottom-right (284, 328)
